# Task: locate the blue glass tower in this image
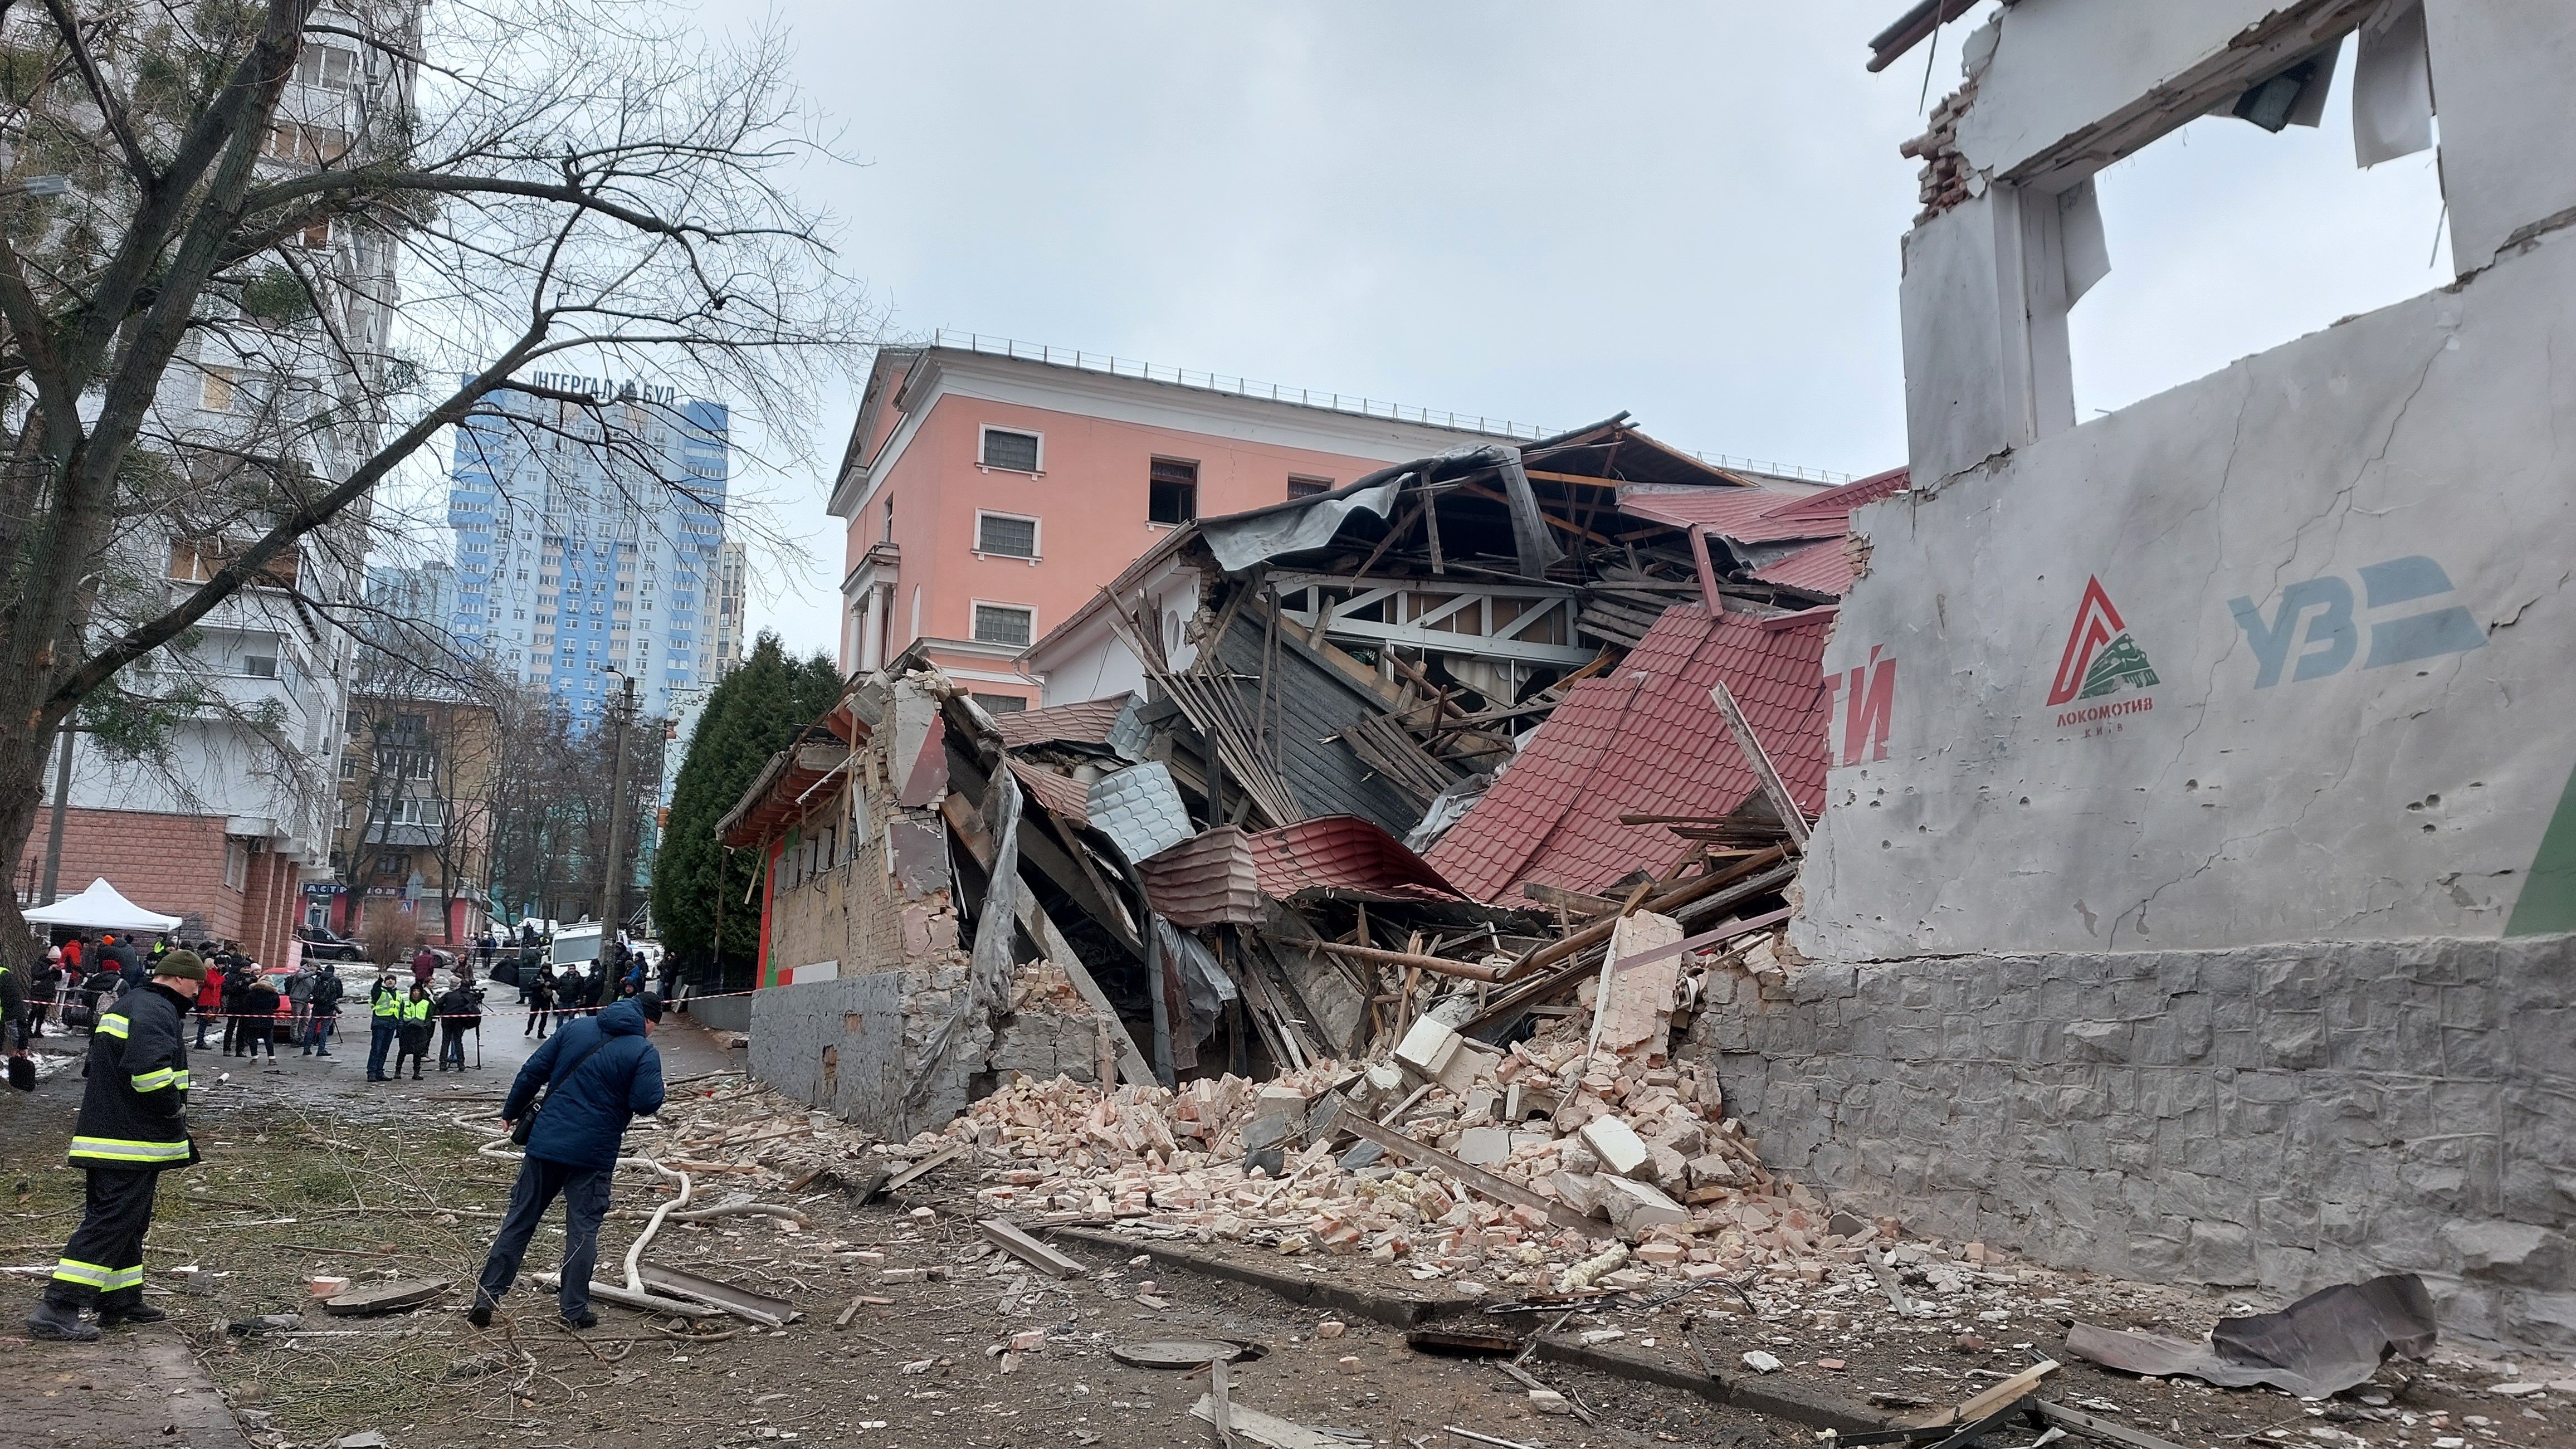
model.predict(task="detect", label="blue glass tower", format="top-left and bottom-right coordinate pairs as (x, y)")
top-left (445, 375), bottom-right (731, 728)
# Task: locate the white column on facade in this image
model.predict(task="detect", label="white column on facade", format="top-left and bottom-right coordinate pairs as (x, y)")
top-left (858, 585), bottom-right (883, 674)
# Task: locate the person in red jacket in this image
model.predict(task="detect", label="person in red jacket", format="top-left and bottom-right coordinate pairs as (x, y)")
top-left (192, 971), bottom-right (222, 1048)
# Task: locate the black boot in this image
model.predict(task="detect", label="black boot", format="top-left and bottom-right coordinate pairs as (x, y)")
top-left (26, 1298), bottom-right (100, 1342)
top-left (97, 1299), bottom-right (170, 1328)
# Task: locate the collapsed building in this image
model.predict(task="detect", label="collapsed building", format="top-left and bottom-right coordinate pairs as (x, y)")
top-left (712, 0), bottom-right (2576, 1357)
top-left (709, 417), bottom-right (1888, 1277)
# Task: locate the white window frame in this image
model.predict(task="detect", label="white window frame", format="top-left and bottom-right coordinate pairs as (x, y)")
top-left (973, 509), bottom-right (1042, 562)
top-left (976, 425), bottom-right (1044, 475)
top-left (969, 599), bottom-right (1037, 650)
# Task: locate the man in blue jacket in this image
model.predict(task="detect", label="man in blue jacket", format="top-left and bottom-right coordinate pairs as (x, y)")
top-left (467, 994), bottom-right (665, 1330)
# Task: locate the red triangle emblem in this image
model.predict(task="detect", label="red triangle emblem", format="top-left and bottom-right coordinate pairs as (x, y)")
top-left (2047, 578), bottom-right (2125, 707)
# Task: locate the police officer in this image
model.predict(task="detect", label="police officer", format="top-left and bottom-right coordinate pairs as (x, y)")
top-left (367, 972), bottom-right (404, 1081)
top-left (393, 982), bottom-right (434, 1081)
top-left (26, 949), bottom-right (203, 1341)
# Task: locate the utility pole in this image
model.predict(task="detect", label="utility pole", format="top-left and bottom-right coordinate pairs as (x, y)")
top-left (597, 675), bottom-right (637, 953)
top-left (38, 714), bottom-right (74, 905)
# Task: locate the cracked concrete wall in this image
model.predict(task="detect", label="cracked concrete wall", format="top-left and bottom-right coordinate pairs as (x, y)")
top-left (1800, 215), bottom-right (2576, 960)
top-left (1697, 934), bottom-right (2576, 1351)
top-left (748, 963), bottom-right (1108, 1139)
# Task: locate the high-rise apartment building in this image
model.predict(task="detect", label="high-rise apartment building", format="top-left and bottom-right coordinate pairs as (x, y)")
top-left (25, 11), bottom-right (418, 967)
top-left (714, 538), bottom-right (750, 675)
top-left (445, 376), bottom-right (732, 727)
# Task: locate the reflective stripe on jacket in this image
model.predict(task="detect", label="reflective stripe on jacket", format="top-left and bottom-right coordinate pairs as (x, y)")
top-left (70, 982), bottom-right (191, 1171)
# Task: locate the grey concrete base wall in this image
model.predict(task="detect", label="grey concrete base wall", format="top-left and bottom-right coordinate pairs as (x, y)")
top-left (747, 967), bottom-right (1104, 1141)
top-left (1694, 934), bottom-right (2576, 1352)
top-left (682, 991), bottom-right (754, 1034)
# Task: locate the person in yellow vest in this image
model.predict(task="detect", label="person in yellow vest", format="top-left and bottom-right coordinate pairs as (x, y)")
top-left (367, 972), bottom-right (405, 1082)
top-left (392, 982), bottom-right (434, 1081)
top-left (27, 949), bottom-right (203, 1341)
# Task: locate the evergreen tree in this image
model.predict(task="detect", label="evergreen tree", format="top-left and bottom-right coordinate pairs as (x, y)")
top-left (653, 634), bottom-right (843, 985)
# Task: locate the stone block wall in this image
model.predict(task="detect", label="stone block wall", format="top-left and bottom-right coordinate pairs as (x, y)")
top-left (1692, 934), bottom-right (2576, 1350)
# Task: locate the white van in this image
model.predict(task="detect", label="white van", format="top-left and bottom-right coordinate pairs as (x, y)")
top-left (549, 922), bottom-right (603, 968)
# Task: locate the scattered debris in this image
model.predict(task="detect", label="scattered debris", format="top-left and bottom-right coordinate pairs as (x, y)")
top-left (2065, 1274), bottom-right (2437, 1400)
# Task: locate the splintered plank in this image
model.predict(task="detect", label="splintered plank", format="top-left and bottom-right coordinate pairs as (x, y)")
top-left (882, 1142), bottom-right (967, 1194)
top-left (979, 1217), bottom-right (1085, 1279)
top-left (1189, 1393), bottom-right (1352, 1449)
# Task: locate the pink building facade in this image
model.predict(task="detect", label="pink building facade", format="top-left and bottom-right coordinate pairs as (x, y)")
top-left (828, 341), bottom-right (1534, 709)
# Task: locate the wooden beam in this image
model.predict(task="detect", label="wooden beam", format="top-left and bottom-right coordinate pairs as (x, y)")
top-left (979, 1217), bottom-right (1086, 1279)
top-left (1520, 469), bottom-right (1628, 491)
top-left (1323, 1107), bottom-right (1618, 1240)
top-left (1707, 680), bottom-right (1810, 851)
top-left (1519, 881), bottom-right (1621, 918)
top-left (1311, 940), bottom-right (1506, 982)
top-left (1457, 481), bottom-right (1615, 544)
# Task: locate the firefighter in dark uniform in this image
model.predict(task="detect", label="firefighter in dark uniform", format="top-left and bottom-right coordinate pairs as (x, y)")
top-left (26, 949), bottom-right (204, 1341)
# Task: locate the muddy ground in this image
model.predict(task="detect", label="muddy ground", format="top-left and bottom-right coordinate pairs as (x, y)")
top-left (3, 1018), bottom-right (2571, 1449)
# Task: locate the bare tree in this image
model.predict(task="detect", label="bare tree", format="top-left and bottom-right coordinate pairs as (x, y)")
top-left (0, 0), bottom-right (869, 967)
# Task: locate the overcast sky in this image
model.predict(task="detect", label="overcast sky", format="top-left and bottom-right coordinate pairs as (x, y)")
top-left (713, 1), bottom-right (2452, 658)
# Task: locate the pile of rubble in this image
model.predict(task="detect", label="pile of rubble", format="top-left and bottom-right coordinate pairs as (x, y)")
top-left (919, 914), bottom-right (1885, 1295)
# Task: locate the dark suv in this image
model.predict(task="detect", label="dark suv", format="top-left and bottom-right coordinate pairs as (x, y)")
top-left (296, 925), bottom-right (366, 962)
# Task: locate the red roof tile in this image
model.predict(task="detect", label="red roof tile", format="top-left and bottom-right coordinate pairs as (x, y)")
top-left (1616, 485), bottom-right (1804, 533)
top-left (993, 694), bottom-right (1133, 750)
top-left (1616, 467), bottom-right (1908, 547)
top-left (1424, 602), bottom-right (1835, 904)
top-left (1243, 815), bottom-right (1470, 905)
top-left (1752, 538), bottom-right (1856, 597)
top-left (1136, 827), bottom-right (1265, 928)
top-left (1723, 467), bottom-right (1909, 544)
top-left (1008, 760), bottom-right (1095, 828)
top-left (1138, 815), bottom-right (1471, 927)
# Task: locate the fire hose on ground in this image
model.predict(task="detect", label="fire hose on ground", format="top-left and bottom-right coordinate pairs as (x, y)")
top-left (464, 1114), bottom-right (804, 1324)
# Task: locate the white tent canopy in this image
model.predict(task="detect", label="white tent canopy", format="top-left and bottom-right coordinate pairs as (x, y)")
top-left (23, 877), bottom-right (183, 934)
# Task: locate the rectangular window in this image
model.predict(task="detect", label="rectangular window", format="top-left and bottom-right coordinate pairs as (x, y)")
top-left (223, 840), bottom-right (249, 891)
top-left (1289, 475), bottom-right (1333, 499)
top-left (201, 365), bottom-right (237, 413)
top-left (1149, 458), bottom-right (1199, 525)
top-left (970, 692), bottom-right (1030, 715)
top-left (339, 753), bottom-right (357, 780)
top-left (975, 512), bottom-right (1038, 559)
top-left (979, 426), bottom-right (1041, 472)
top-left (168, 538), bottom-right (296, 588)
top-left (297, 45), bottom-right (355, 90)
top-left (242, 655), bottom-right (278, 678)
top-left (971, 603), bottom-right (1034, 649)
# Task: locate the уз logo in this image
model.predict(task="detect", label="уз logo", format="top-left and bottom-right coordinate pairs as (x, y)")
top-left (2046, 577), bottom-right (2160, 709)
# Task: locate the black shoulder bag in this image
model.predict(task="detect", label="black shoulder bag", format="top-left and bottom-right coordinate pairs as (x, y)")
top-left (509, 1032), bottom-right (618, 1146)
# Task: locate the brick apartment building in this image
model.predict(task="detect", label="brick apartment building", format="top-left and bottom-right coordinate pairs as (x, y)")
top-left (830, 334), bottom-right (1557, 709)
top-left (18, 804), bottom-right (303, 963)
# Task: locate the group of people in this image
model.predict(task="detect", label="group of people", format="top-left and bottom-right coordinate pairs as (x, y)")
top-left (364, 954), bottom-right (487, 1081)
top-left (189, 948), bottom-right (353, 1065)
top-left (0, 931), bottom-right (515, 1084)
top-left (25, 941), bottom-right (674, 1341)
top-left (516, 939), bottom-right (671, 1041)
top-left (7, 930), bottom-right (167, 1042)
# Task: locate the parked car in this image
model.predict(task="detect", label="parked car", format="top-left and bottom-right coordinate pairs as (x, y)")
top-left (296, 925), bottom-right (365, 962)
